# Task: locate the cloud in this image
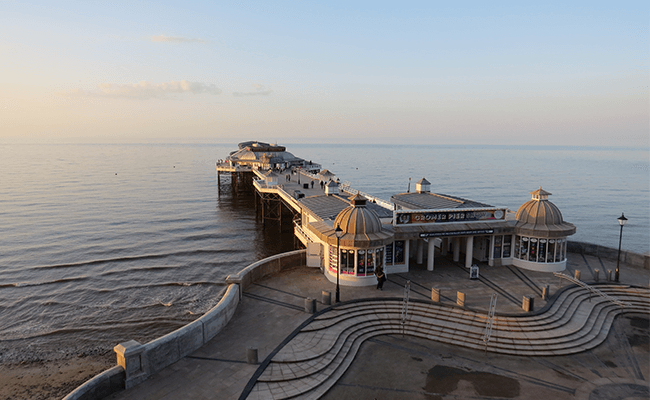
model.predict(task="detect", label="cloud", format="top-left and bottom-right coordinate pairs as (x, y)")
top-left (61, 80), bottom-right (222, 99)
top-left (151, 35), bottom-right (206, 43)
top-left (233, 84), bottom-right (273, 97)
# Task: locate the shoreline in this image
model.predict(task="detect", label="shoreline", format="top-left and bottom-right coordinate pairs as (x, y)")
top-left (0, 353), bottom-right (113, 400)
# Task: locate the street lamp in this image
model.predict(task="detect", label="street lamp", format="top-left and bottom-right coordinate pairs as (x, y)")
top-left (335, 224), bottom-right (343, 303)
top-left (615, 213), bottom-right (628, 282)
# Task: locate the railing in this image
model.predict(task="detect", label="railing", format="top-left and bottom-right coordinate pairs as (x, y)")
top-left (294, 222), bottom-right (314, 244)
top-left (482, 294), bottom-right (498, 352)
top-left (339, 182), bottom-right (393, 210)
top-left (553, 272), bottom-right (632, 307)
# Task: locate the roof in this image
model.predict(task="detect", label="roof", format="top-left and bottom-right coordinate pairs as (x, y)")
top-left (391, 192), bottom-right (492, 210)
top-left (515, 189), bottom-right (576, 238)
top-left (416, 177), bottom-right (431, 185)
top-left (299, 194), bottom-right (393, 221)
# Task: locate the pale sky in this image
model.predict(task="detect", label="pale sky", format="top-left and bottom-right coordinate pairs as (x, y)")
top-left (1, 1), bottom-right (648, 146)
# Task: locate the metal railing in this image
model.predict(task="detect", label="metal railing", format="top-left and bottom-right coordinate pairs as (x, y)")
top-left (339, 182), bottom-right (393, 210)
top-left (553, 272), bottom-right (632, 307)
top-left (482, 294), bottom-right (498, 352)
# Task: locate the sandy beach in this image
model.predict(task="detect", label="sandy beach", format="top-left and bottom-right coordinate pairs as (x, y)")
top-left (1, 353), bottom-right (113, 400)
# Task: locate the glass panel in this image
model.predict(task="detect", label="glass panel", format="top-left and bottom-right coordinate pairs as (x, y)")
top-left (521, 237), bottom-right (529, 260)
top-left (395, 240), bottom-right (405, 263)
top-left (366, 250), bottom-right (375, 274)
top-left (538, 239), bottom-right (547, 263)
top-left (345, 250), bottom-right (355, 274)
top-left (340, 250), bottom-right (348, 273)
top-left (548, 240), bottom-right (555, 263)
top-left (357, 250), bottom-right (366, 275)
top-left (385, 243), bottom-right (393, 265)
top-left (503, 235), bottom-right (511, 258)
top-left (329, 245), bottom-right (338, 273)
top-left (515, 236), bottom-right (521, 258)
top-left (376, 248), bottom-right (384, 268)
top-left (493, 235), bottom-right (502, 258)
top-left (530, 238), bottom-right (538, 262)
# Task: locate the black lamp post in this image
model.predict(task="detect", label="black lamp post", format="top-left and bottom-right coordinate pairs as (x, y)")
top-left (615, 213), bottom-right (628, 282)
top-left (335, 224), bottom-right (343, 303)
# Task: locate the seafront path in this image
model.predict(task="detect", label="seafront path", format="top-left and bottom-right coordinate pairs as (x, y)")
top-left (105, 252), bottom-right (650, 400)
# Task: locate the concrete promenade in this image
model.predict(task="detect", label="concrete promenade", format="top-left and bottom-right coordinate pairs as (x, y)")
top-left (106, 252), bottom-right (650, 400)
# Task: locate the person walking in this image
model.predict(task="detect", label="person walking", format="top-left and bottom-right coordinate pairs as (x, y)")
top-left (375, 266), bottom-right (386, 290)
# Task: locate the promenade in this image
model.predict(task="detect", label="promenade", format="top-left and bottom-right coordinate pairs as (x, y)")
top-left (105, 252), bottom-right (650, 400)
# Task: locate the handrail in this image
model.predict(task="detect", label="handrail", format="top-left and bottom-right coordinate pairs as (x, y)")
top-left (339, 182), bottom-right (393, 210)
top-left (553, 272), bottom-right (632, 307)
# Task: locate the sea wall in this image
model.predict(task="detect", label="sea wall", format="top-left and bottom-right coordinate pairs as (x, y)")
top-left (63, 249), bottom-right (306, 400)
top-left (62, 366), bottom-right (125, 400)
top-left (568, 241), bottom-right (649, 270)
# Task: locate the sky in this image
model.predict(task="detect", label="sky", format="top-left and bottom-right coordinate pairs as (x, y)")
top-left (0, 1), bottom-right (648, 146)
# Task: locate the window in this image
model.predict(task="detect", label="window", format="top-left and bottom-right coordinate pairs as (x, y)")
top-left (395, 241), bottom-right (405, 263)
top-left (376, 248), bottom-right (384, 269)
top-left (357, 250), bottom-right (366, 275)
top-left (493, 235), bottom-right (502, 258)
top-left (344, 250), bottom-right (355, 274)
top-left (539, 239), bottom-right (547, 263)
top-left (366, 250), bottom-right (375, 274)
top-left (502, 236), bottom-right (512, 258)
top-left (385, 243), bottom-right (393, 265)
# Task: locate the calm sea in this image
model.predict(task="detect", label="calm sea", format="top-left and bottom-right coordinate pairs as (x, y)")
top-left (0, 143), bottom-right (648, 363)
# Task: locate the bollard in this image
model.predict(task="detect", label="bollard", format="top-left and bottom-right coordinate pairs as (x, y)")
top-left (522, 295), bottom-right (535, 312)
top-left (574, 270), bottom-right (581, 281)
top-left (321, 291), bottom-right (331, 305)
top-left (607, 270), bottom-right (612, 282)
top-left (247, 347), bottom-right (258, 364)
top-left (304, 298), bottom-right (316, 314)
top-left (431, 288), bottom-right (440, 302)
top-left (457, 291), bottom-right (465, 307)
top-left (542, 285), bottom-right (550, 301)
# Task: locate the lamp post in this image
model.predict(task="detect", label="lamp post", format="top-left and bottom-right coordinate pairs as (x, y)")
top-left (615, 213), bottom-right (628, 282)
top-left (335, 224), bottom-right (343, 303)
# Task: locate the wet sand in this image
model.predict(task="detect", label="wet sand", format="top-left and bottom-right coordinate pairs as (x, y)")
top-left (0, 353), bottom-right (113, 400)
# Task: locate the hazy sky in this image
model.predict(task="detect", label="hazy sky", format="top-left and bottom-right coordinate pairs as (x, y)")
top-left (1, 1), bottom-right (648, 146)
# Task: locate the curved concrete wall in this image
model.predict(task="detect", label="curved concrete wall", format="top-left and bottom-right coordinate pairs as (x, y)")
top-left (64, 249), bottom-right (306, 399)
top-left (568, 241), bottom-right (649, 270)
top-left (62, 366), bottom-right (125, 400)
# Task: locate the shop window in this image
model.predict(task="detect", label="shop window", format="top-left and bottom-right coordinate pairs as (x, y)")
top-left (366, 250), bottom-right (375, 274)
top-left (530, 238), bottom-right (538, 262)
top-left (493, 235), bottom-right (502, 258)
top-left (385, 243), bottom-right (393, 265)
top-left (503, 236), bottom-right (512, 258)
top-left (520, 237), bottom-right (529, 260)
top-left (340, 250), bottom-right (348, 273)
top-left (376, 248), bottom-right (384, 269)
top-left (515, 236), bottom-right (521, 258)
top-left (548, 240), bottom-right (556, 263)
top-left (395, 241), bottom-right (405, 263)
top-left (344, 250), bottom-right (355, 274)
top-left (357, 250), bottom-right (366, 276)
top-left (328, 245), bottom-right (338, 273)
top-left (539, 239), bottom-right (547, 262)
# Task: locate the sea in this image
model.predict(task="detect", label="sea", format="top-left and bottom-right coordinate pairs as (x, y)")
top-left (0, 143), bottom-right (648, 365)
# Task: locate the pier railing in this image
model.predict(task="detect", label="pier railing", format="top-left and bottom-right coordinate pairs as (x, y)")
top-left (339, 182), bottom-right (393, 210)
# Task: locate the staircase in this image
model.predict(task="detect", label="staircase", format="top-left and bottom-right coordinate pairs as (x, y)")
top-left (244, 284), bottom-right (650, 399)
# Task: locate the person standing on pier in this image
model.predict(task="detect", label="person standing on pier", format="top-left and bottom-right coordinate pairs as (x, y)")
top-left (375, 266), bottom-right (386, 290)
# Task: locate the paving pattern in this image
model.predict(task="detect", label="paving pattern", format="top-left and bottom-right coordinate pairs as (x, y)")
top-left (245, 285), bottom-right (650, 399)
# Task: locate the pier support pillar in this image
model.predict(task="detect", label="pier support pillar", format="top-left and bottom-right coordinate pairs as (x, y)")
top-left (465, 236), bottom-right (474, 268)
top-left (427, 240), bottom-right (435, 271)
top-left (453, 238), bottom-right (460, 262)
top-left (417, 239), bottom-right (424, 265)
top-left (441, 238), bottom-right (448, 256)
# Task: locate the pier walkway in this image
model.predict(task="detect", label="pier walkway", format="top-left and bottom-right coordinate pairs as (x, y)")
top-left (105, 253), bottom-right (650, 400)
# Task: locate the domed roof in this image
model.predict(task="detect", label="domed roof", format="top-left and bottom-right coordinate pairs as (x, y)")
top-left (515, 187), bottom-right (576, 238)
top-left (335, 194), bottom-right (383, 235)
top-left (328, 194), bottom-right (393, 248)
